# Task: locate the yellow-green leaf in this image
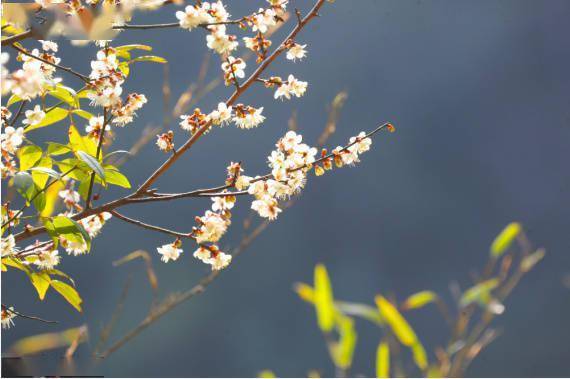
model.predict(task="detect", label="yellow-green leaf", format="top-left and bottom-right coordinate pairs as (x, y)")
top-left (330, 314), bottom-right (357, 370)
top-left (18, 145), bottom-right (43, 171)
top-left (77, 150), bottom-right (105, 182)
top-left (375, 295), bottom-right (417, 346)
top-left (314, 264), bottom-right (335, 332)
top-left (29, 272), bottom-right (51, 300)
top-left (133, 55), bottom-right (167, 64)
top-left (31, 157), bottom-right (54, 188)
top-left (258, 370), bottom-right (276, 378)
top-left (376, 340), bottom-right (390, 378)
top-left (51, 280), bottom-right (82, 312)
top-left (411, 342), bottom-right (428, 370)
top-left (47, 84), bottom-right (79, 107)
top-left (68, 124), bottom-right (97, 157)
top-left (103, 166), bottom-right (130, 188)
top-left (460, 279), bottom-right (499, 307)
top-left (25, 107), bottom-right (69, 131)
top-left (71, 109), bottom-right (94, 121)
top-left (401, 291), bottom-right (438, 310)
top-left (491, 222), bottom-right (521, 257)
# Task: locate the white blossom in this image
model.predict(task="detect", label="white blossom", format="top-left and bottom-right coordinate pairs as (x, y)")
top-left (157, 243), bottom-right (183, 263)
top-left (22, 105), bottom-right (46, 126)
top-left (0, 127), bottom-right (25, 155)
top-left (286, 43), bottom-right (307, 61)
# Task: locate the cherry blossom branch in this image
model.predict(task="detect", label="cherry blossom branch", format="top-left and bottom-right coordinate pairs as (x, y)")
top-left (8, 100), bottom-right (28, 127)
top-left (110, 211), bottom-right (194, 240)
top-left (12, 119), bottom-right (389, 242)
top-left (10, 44), bottom-right (91, 83)
top-left (133, 0), bottom-right (326, 196)
top-left (112, 9), bottom-right (266, 30)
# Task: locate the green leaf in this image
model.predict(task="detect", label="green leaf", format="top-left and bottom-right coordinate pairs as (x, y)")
top-left (314, 264), bottom-right (335, 332)
top-left (47, 84), bottom-right (79, 107)
top-left (520, 248), bottom-right (545, 272)
top-left (68, 125), bottom-right (97, 157)
top-left (18, 145), bottom-right (43, 171)
top-left (31, 157), bottom-right (54, 188)
top-left (7, 94), bottom-right (23, 107)
top-left (77, 150), bottom-right (105, 183)
top-left (2, 257), bottom-right (31, 274)
top-left (51, 280), bottom-right (82, 312)
top-left (103, 166), bottom-right (130, 188)
top-left (401, 291), bottom-right (438, 310)
top-left (118, 62), bottom-right (130, 77)
top-left (29, 271), bottom-right (51, 300)
top-left (13, 171), bottom-right (35, 201)
top-left (376, 340), bottom-right (390, 378)
top-left (47, 142), bottom-right (72, 156)
top-left (25, 107), bottom-right (69, 131)
top-left (460, 279), bottom-right (499, 307)
top-left (44, 215), bottom-right (91, 252)
top-left (116, 44), bottom-right (152, 53)
top-left (491, 222), bottom-right (521, 258)
top-left (71, 109), bottom-right (95, 121)
top-left (375, 295), bottom-right (417, 346)
top-left (132, 55), bottom-right (167, 64)
top-left (103, 150), bottom-right (131, 161)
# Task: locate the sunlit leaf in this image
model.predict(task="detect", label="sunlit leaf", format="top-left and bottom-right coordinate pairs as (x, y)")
top-left (47, 142), bottom-right (72, 156)
top-left (68, 124), bottom-right (97, 157)
top-left (314, 264), bottom-right (335, 332)
top-left (77, 150), bottom-right (105, 183)
top-left (72, 109), bottom-right (95, 121)
top-left (336, 301), bottom-right (384, 326)
top-left (491, 222), bottom-right (521, 258)
top-left (376, 340), bottom-right (390, 378)
top-left (2, 256), bottom-right (31, 273)
top-left (29, 271), bottom-right (51, 300)
top-left (44, 215), bottom-right (91, 252)
top-left (51, 280), bottom-right (82, 312)
top-left (18, 145), bottom-right (43, 171)
top-left (103, 166), bottom-right (130, 188)
top-left (31, 157), bottom-right (54, 188)
top-left (25, 107), bottom-right (69, 131)
top-left (47, 84), bottom-right (79, 107)
top-left (132, 55), bottom-right (167, 64)
top-left (7, 94), bottom-right (23, 107)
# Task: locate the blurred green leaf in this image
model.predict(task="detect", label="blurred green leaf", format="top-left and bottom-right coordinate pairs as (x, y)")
top-left (314, 264), bottom-right (335, 332)
top-left (491, 222), bottom-right (521, 258)
top-left (521, 248), bottom-right (545, 272)
top-left (376, 340), bottom-right (390, 378)
top-left (375, 295), bottom-right (416, 346)
top-left (330, 313), bottom-right (357, 370)
top-left (401, 291), bottom-right (438, 311)
top-left (460, 279), bottom-right (499, 307)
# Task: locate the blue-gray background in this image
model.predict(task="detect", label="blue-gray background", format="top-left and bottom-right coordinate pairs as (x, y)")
top-left (2, 0), bottom-right (570, 377)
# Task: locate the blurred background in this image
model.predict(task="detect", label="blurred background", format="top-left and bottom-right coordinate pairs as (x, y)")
top-left (2, 0), bottom-right (570, 376)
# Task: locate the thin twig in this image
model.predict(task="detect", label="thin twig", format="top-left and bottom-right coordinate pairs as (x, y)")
top-left (11, 44), bottom-right (91, 83)
top-left (2, 304), bottom-right (57, 324)
top-left (110, 211), bottom-right (194, 239)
